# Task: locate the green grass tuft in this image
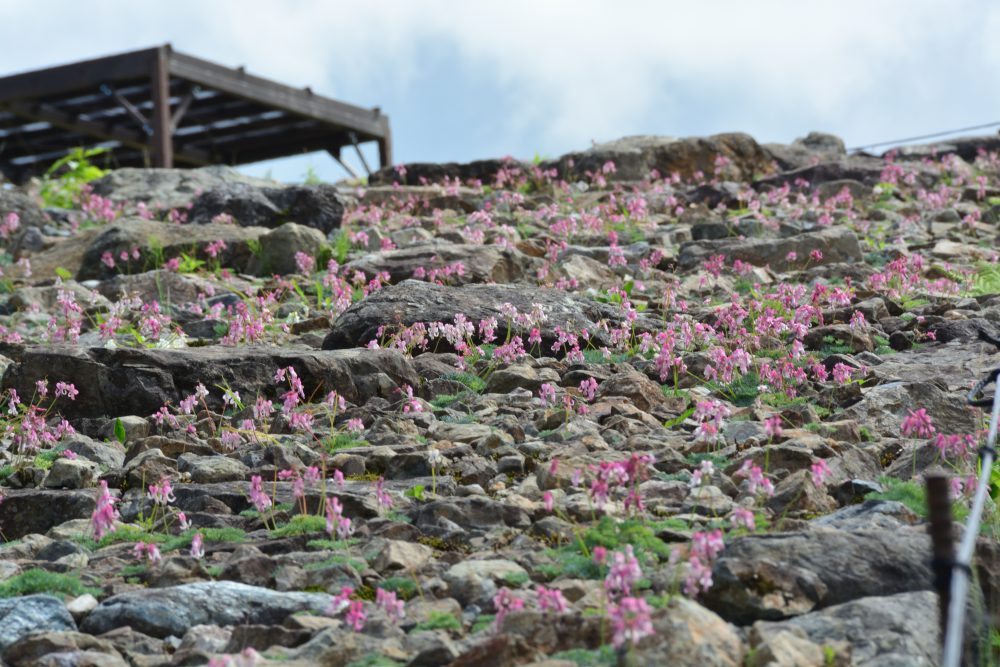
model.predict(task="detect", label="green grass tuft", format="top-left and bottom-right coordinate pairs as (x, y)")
top-left (0, 569), bottom-right (100, 598)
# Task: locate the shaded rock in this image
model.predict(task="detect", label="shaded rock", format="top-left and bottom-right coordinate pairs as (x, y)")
top-left (0, 595), bottom-right (76, 652)
top-left (80, 581), bottom-right (331, 639)
top-left (0, 489), bottom-right (97, 540)
top-left (72, 218), bottom-right (267, 281)
top-left (189, 181), bottom-right (346, 234)
top-left (176, 453), bottom-right (250, 484)
top-left (702, 527), bottom-right (932, 624)
top-left (43, 457), bottom-right (101, 489)
top-left (91, 166), bottom-right (274, 211)
top-left (2, 345), bottom-right (418, 420)
top-left (3, 630), bottom-right (125, 667)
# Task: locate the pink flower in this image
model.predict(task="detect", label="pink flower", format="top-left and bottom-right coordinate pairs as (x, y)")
top-left (542, 491), bottom-right (554, 513)
top-left (54, 382), bottom-right (79, 400)
top-left (249, 475), bottom-right (272, 513)
top-left (763, 415), bottom-right (782, 439)
top-left (492, 587), bottom-right (525, 632)
top-left (901, 408), bottom-right (935, 438)
top-left (592, 546), bottom-right (608, 566)
top-left (608, 597), bottom-right (653, 648)
top-left (375, 588), bottom-right (405, 624)
top-left (809, 249), bottom-right (823, 262)
top-left (91, 480), bottom-right (119, 540)
top-left (578, 378), bottom-right (599, 402)
top-left (730, 507), bottom-right (756, 531)
top-left (810, 459), bottom-right (831, 487)
top-left (345, 600), bottom-right (367, 631)
top-left (190, 533), bottom-right (205, 559)
top-left (538, 383), bottom-right (557, 407)
top-left (604, 545), bottom-right (642, 598)
top-left (294, 251), bottom-right (316, 274)
top-left (536, 586), bottom-right (568, 614)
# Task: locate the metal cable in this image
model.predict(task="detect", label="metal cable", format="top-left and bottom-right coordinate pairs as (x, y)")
top-left (847, 121), bottom-right (1000, 153)
top-left (942, 331), bottom-right (1000, 667)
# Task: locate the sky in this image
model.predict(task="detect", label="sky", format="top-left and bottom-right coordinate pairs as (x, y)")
top-left (2, 1), bottom-right (1000, 182)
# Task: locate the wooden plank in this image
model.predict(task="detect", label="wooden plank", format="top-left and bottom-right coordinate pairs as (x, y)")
top-left (0, 47), bottom-right (158, 103)
top-left (150, 47), bottom-right (173, 168)
top-left (167, 51), bottom-right (388, 138)
top-left (0, 99), bottom-right (209, 164)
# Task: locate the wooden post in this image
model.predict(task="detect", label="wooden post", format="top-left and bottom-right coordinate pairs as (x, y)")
top-left (926, 474), bottom-right (955, 641)
top-left (377, 128), bottom-right (393, 169)
top-left (150, 46), bottom-right (173, 168)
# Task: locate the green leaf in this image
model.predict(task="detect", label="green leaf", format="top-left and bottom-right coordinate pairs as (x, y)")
top-left (663, 406), bottom-right (695, 429)
top-left (404, 484), bottom-right (425, 500)
top-left (114, 417), bottom-right (126, 444)
top-left (54, 267), bottom-right (73, 280)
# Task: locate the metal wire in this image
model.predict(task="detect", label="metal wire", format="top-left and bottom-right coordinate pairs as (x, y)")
top-left (942, 338), bottom-right (1000, 667)
top-left (847, 121), bottom-right (1000, 153)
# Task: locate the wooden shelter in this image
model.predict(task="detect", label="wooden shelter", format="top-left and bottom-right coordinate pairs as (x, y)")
top-left (0, 44), bottom-right (391, 181)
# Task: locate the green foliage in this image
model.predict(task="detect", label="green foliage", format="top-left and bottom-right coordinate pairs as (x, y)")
top-left (413, 610), bottom-right (462, 632)
top-left (304, 551), bottom-right (367, 573)
top-left (270, 514), bottom-right (328, 537)
top-left (114, 418), bottom-right (127, 444)
top-left (404, 484), bottom-right (425, 501)
top-left (176, 253), bottom-right (206, 274)
top-left (443, 371), bottom-right (486, 393)
top-left (0, 569), bottom-right (99, 598)
top-left (379, 576), bottom-right (419, 600)
top-left (582, 516), bottom-right (672, 562)
top-left (39, 147), bottom-right (109, 209)
top-left (162, 527), bottom-right (246, 552)
top-left (549, 646), bottom-right (618, 666)
top-left (501, 570), bottom-right (530, 587)
top-left (663, 406), bottom-right (695, 429)
top-left (869, 477), bottom-right (927, 517)
top-left (972, 261), bottom-right (1000, 297)
top-left (325, 432), bottom-right (370, 452)
top-left (709, 370), bottom-right (762, 407)
top-left (323, 230), bottom-right (353, 266)
top-left (470, 613), bottom-right (495, 634)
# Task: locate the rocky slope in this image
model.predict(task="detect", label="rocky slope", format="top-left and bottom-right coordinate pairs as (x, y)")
top-left (0, 131), bottom-right (997, 665)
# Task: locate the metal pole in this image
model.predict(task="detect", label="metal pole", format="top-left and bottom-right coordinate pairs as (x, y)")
top-left (942, 386), bottom-right (1000, 667)
top-left (926, 474), bottom-right (954, 639)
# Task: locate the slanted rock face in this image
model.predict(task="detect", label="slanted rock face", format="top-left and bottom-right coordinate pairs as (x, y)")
top-left (321, 279), bottom-right (657, 350)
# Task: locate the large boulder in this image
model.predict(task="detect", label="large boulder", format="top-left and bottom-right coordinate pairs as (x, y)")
top-left (551, 133), bottom-right (775, 182)
top-left (91, 166), bottom-right (275, 211)
top-left (0, 489), bottom-right (98, 540)
top-left (0, 596), bottom-right (77, 652)
top-left (188, 182), bottom-right (346, 234)
top-left (701, 527), bottom-right (932, 624)
top-left (321, 279), bottom-right (657, 350)
top-left (80, 581), bottom-right (331, 638)
top-left (1, 345), bottom-right (418, 420)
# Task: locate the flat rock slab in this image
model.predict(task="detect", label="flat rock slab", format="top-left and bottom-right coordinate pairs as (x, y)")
top-left (0, 595), bottom-right (76, 651)
top-left (1, 345), bottom-right (417, 420)
top-left (322, 279), bottom-right (657, 350)
top-left (80, 581), bottom-right (332, 638)
top-left (677, 227), bottom-right (862, 272)
top-left (702, 527), bottom-right (932, 624)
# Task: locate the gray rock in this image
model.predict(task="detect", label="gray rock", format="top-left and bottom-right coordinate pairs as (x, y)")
top-left (0, 595), bottom-right (76, 651)
top-left (176, 453), bottom-right (251, 483)
top-left (189, 181), bottom-right (346, 234)
top-left (811, 499), bottom-right (918, 532)
top-left (678, 228), bottom-right (862, 272)
top-left (91, 166), bottom-right (275, 211)
top-left (843, 380), bottom-right (979, 438)
top-left (322, 279), bottom-right (658, 350)
top-left (552, 133), bottom-right (773, 182)
top-left (0, 489), bottom-right (97, 540)
top-left (72, 218), bottom-right (268, 281)
top-left (702, 527), bottom-right (932, 624)
top-left (80, 581), bottom-right (332, 638)
top-left (751, 591), bottom-right (940, 667)
top-left (43, 457), bottom-right (101, 489)
top-left (2, 345), bottom-right (418, 420)
top-left (346, 242), bottom-right (535, 286)
top-left (246, 222), bottom-right (326, 276)
top-left (443, 559), bottom-right (528, 606)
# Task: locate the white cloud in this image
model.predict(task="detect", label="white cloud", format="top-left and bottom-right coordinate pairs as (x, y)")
top-left (2, 0), bottom-right (1000, 178)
